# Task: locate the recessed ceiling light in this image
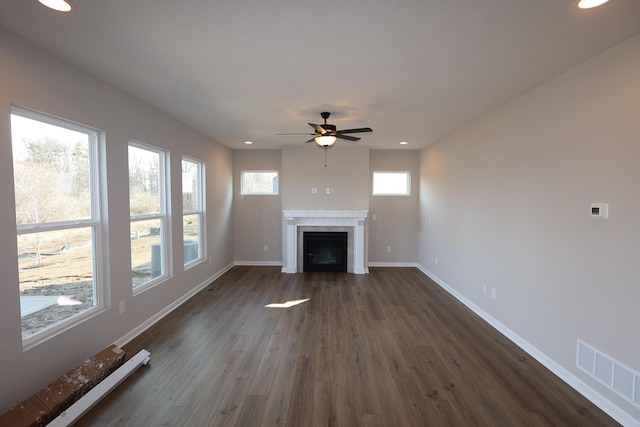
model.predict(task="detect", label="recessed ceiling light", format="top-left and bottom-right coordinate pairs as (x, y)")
top-left (38, 0), bottom-right (73, 12)
top-left (400, 141), bottom-right (408, 145)
top-left (577, 0), bottom-right (609, 9)
top-left (244, 141), bottom-right (253, 145)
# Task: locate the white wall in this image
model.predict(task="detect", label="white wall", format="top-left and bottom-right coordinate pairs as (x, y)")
top-left (368, 150), bottom-right (420, 264)
top-left (419, 33), bottom-right (640, 423)
top-left (0, 28), bottom-right (233, 412)
top-left (281, 145), bottom-right (370, 211)
top-left (233, 150), bottom-right (282, 264)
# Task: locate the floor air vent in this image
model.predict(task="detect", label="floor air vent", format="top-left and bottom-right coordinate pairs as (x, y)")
top-left (577, 339), bottom-right (639, 408)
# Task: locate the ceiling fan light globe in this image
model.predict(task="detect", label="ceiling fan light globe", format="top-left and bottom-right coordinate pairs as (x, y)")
top-left (38, 0), bottom-right (72, 11)
top-left (315, 135), bottom-right (337, 147)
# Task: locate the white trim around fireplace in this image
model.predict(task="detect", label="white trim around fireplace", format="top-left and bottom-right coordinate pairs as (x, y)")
top-left (282, 210), bottom-right (368, 274)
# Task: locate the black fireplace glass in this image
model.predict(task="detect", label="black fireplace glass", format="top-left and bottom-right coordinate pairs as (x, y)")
top-left (303, 232), bottom-right (348, 272)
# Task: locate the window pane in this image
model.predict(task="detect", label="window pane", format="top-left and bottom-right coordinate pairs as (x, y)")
top-left (182, 157), bottom-right (204, 267)
top-left (11, 114), bottom-right (92, 223)
top-left (18, 227), bottom-right (96, 339)
top-left (129, 145), bottom-right (161, 215)
top-left (372, 172), bottom-right (410, 195)
top-left (242, 171), bottom-right (278, 195)
top-left (182, 159), bottom-right (200, 212)
top-left (131, 218), bottom-right (163, 287)
top-left (183, 214), bottom-right (201, 264)
top-left (11, 107), bottom-right (101, 343)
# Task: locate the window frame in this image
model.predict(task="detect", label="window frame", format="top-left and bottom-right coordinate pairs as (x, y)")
top-left (182, 156), bottom-right (205, 268)
top-left (128, 141), bottom-right (171, 294)
top-left (11, 105), bottom-right (106, 348)
top-left (372, 171), bottom-right (411, 196)
top-left (240, 170), bottom-right (279, 196)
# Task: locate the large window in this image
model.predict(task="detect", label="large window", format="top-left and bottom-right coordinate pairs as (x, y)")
top-left (128, 142), bottom-right (169, 290)
top-left (11, 106), bottom-right (103, 344)
top-left (372, 171), bottom-right (411, 196)
top-left (182, 157), bottom-right (204, 266)
top-left (241, 170), bottom-right (278, 195)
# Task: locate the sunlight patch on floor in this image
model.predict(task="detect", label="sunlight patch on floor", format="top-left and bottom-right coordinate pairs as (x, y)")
top-left (265, 298), bottom-right (310, 308)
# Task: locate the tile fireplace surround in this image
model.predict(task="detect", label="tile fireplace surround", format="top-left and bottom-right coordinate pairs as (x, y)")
top-left (282, 210), bottom-right (368, 274)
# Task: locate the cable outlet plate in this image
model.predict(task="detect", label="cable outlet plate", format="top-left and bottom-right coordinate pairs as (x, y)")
top-left (590, 203), bottom-right (608, 219)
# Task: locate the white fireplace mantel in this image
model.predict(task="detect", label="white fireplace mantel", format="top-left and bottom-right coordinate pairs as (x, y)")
top-left (282, 210), bottom-right (368, 274)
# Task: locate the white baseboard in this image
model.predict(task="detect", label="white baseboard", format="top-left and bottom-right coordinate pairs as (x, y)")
top-left (114, 262), bottom-right (234, 348)
top-left (234, 261), bottom-right (283, 267)
top-left (368, 262), bottom-right (418, 268)
top-left (416, 264), bottom-right (639, 427)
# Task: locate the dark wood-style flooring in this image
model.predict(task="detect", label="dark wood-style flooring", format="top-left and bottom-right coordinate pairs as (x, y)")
top-left (76, 267), bottom-right (618, 426)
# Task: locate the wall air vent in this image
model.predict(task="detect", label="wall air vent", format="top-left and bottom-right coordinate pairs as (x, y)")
top-left (577, 340), bottom-right (639, 408)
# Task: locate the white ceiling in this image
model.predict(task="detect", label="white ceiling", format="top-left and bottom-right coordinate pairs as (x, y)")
top-left (1, 0), bottom-right (639, 150)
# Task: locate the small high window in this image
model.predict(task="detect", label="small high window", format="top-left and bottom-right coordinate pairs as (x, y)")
top-left (372, 171), bottom-right (411, 195)
top-left (241, 170), bottom-right (278, 195)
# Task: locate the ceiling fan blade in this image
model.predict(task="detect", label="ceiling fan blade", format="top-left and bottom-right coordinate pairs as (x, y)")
top-left (305, 137), bottom-right (317, 143)
top-left (336, 134), bottom-right (361, 142)
top-left (309, 123), bottom-right (327, 135)
top-left (276, 133), bottom-right (316, 136)
top-left (336, 127), bottom-right (373, 134)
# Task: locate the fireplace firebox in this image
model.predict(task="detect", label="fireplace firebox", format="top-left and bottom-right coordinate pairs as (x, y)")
top-left (303, 232), bottom-right (348, 272)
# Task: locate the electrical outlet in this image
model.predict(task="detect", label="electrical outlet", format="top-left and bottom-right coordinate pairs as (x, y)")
top-left (264, 245), bottom-right (268, 251)
top-left (483, 285), bottom-right (487, 295)
top-left (119, 300), bottom-right (126, 314)
top-left (491, 288), bottom-right (497, 299)
top-left (326, 187), bottom-right (331, 194)
top-left (428, 217), bottom-right (432, 224)
top-left (311, 187), bottom-right (317, 194)
top-left (372, 214), bottom-right (377, 220)
top-left (435, 257), bottom-right (439, 265)
top-left (386, 246), bottom-right (391, 253)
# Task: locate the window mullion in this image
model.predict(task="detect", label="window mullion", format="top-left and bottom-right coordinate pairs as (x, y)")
top-left (17, 219), bottom-right (99, 234)
top-left (130, 213), bottom-right (163, 222)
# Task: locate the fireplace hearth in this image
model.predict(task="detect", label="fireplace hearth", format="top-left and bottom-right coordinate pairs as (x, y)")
top-left (303, 232), bottom-right (348, 272)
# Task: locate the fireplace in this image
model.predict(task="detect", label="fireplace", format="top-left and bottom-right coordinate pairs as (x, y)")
top-left (303, 232), bottom-right (348, 272)
top-left (282, 210), bottom-right (368, 274)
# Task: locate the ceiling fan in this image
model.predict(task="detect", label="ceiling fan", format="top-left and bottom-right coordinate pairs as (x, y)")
top-left (278, 112), bottom-right (373, 149)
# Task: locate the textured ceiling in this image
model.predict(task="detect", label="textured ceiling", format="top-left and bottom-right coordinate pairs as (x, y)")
top-left (1, 0), bottom-right (639, 149)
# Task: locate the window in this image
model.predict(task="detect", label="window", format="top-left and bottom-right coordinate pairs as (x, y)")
top-left (128, 142), bottom-right (170, 290)
top-left (11, 106), bottom-right (104, 344)
top-left (241, 170), bottom-right (278, 195)
top-left (182, 157), bottom-right (204, 266)
top-left (372, 171), bottom-right (411, 196)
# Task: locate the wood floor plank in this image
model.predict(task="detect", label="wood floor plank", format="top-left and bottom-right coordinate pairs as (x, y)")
top-left (76, 267), bottom-right (620, 426)
top-left (259, 336), bottom-right (299, 424)
top-left (207, 370), bottom-right (256, 427)
top-left (232, 394), bottom-right (268, 427)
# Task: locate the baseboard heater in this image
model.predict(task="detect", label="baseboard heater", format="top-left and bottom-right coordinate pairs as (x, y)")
top-left (47, 349), bottom-right (151, 427)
